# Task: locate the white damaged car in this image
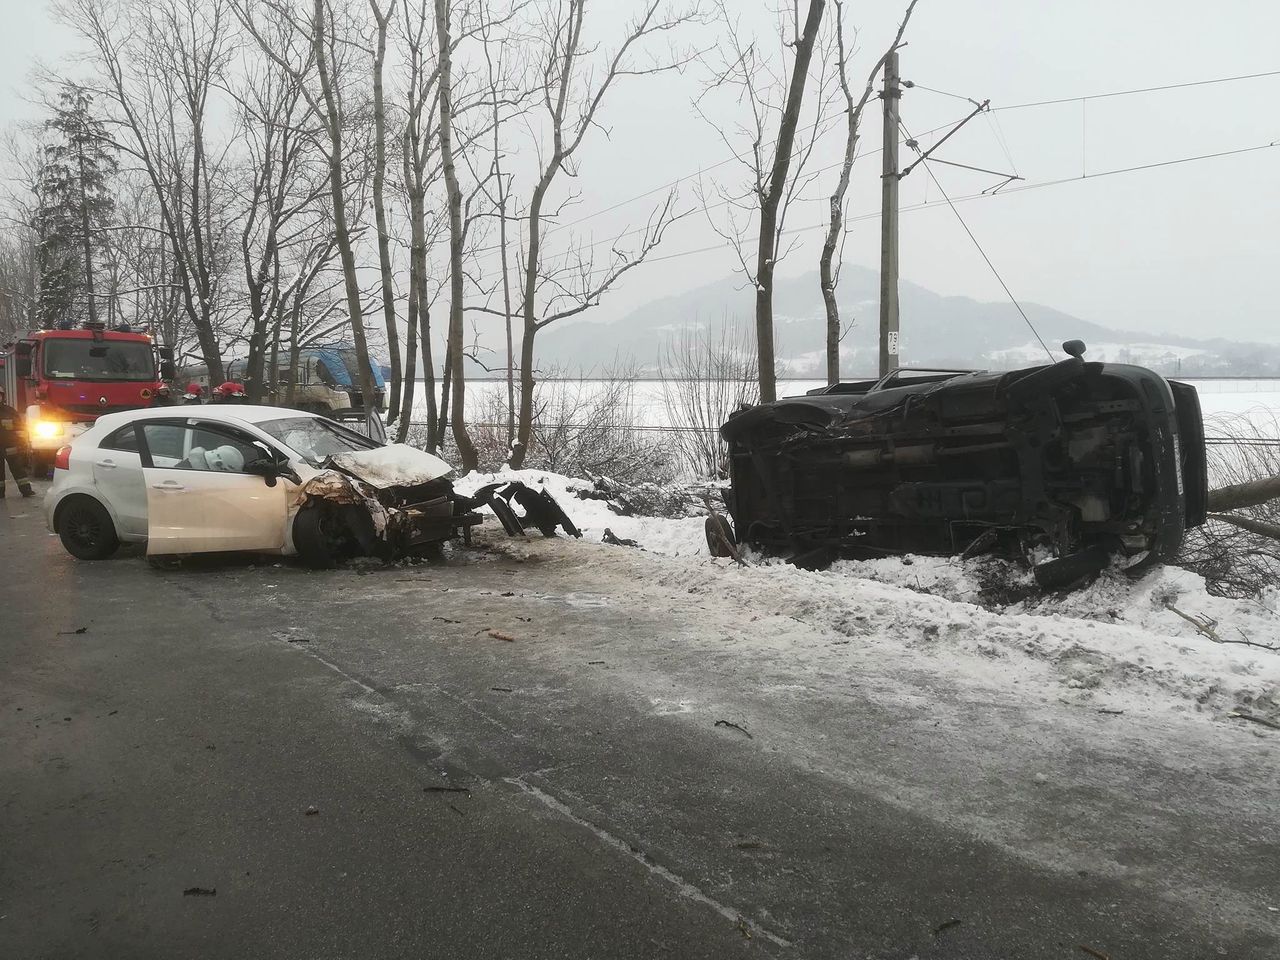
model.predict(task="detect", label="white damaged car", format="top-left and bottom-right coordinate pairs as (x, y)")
top-left (44, 405), bottom-right (577, 566)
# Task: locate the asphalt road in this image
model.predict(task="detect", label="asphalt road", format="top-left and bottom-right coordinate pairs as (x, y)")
top-left (2, 482), bottom-right (1277, 959)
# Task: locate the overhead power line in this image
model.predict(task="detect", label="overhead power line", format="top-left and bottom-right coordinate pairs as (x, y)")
top-left (552, 136), bottom-right (1280, 284)
top-left (518, 67), bottom-right (1280, 252)
top-left (994, 67), bottom-right (1280, 111)
top-left (899, 119), bottom-right (1053, 360)
top-left (466, 116), bottom-right (974, 262)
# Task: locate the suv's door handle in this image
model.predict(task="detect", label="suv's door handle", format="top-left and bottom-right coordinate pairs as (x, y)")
top-left (96, 459), bottom-right (117, 469)
top-left (151, 481), bottom-right (185, 491)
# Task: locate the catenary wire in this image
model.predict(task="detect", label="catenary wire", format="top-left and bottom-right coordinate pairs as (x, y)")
top-left (899, 119), bottom-right (1054, 361)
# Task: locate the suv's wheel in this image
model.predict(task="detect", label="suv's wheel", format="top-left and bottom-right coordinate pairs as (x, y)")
top-left (56, 495), bottom-right (120, 560)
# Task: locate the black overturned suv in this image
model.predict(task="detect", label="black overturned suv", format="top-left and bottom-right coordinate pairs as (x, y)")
top-left (719, 341), bottom-right (1207, 588)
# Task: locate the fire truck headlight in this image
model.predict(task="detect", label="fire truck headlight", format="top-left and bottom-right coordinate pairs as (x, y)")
top-left (31, 420), bottom-right (62, 440)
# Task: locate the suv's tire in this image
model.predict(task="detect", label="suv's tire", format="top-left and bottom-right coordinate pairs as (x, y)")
top-left (705, 512), bottom-right (737, 558)
top-left (56, 495), bottom-right (120, 561)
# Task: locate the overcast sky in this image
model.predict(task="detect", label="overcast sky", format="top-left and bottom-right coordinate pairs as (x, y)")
top-left (3, 0), bottom-right (1278, 345)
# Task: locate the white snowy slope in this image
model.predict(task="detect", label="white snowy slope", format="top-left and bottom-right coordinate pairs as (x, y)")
top-left (456, 469), bottom-right (1280, 725)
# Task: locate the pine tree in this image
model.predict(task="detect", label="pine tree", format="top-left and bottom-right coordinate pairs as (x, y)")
top-left (33, 86), bottom-right (117, 329)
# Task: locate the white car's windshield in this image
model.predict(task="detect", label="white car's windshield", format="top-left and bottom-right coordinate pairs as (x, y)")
top-left (258, 416), bottom-right (379, 465)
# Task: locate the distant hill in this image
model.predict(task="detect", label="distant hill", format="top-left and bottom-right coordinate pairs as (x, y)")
top-left (531, 265), bottom-right (1280, 376)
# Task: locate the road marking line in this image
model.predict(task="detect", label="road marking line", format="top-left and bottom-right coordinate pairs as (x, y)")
top-left (505, 775), bottom-right (792, 948)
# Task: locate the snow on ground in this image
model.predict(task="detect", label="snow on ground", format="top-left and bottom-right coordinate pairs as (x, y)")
top-left (456, 469), bottom-right (1280, 728)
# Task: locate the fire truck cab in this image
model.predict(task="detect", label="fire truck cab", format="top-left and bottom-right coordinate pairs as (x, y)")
top-left (1, 322), bottom-right (175, 470)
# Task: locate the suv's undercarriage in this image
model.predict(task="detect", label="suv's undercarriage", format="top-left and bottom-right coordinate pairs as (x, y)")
top-left (721, 342), bottom-right (1208, 588)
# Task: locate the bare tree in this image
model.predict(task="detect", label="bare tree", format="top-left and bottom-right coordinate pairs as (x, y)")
top-left (477, 5), bottom-right (520, 446)
top-left (58, 0), bottom-right (239, 380)
top-left (433, 0), bottom-right (480, 470)
top-left (819, 0), bottom-right (917, 385)
top-left (754, 0), bottom-right (825, 402)
top-left (0, 132), bottom-right (44, 338)
top-left (1179, 412), bottom-right (1280, 598)
top-left (237, 0), bottom-right (379, 413)
top-left (696, 1), bottom-right (838, 401)
top-left (369, 0), bottom-right (402, 421)
top-left (660, 320), bottom-right (759, 479)
top-left (228, 15), bottom-right (333, 401)
top-left (496, 0), bottom-right (700, 468)
top-left (397, 0), bottom-right (444, 444)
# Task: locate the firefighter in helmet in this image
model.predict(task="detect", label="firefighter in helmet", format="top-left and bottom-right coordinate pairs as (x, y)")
top-left (0, 386), bottom-right (35, 498)
top-left (212, 381), bottom-right (247, 403)
top-left (182, 383), bottom-right (205, 405)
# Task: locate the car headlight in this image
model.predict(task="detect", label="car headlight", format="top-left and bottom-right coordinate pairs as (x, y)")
top-left (31, 420), bottom-right (63, 440)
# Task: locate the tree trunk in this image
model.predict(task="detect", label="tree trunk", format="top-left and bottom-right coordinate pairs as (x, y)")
top-left (313, 0), bottom-right (376, 414)
top-left (1207, 476), bottom-right (1280, 513)
top-left (286, 298), bottom-right (301, 406)
top-left (1209, 512), bottom-right (1280, 541)
top-left (397, 268), bottom-right (418, 443)
top-left (755, 0), bottom-right (826, 403)
top-left (434, 0), bottom-right (478, 470)
top-left (436, 340), bottom-right (451, 452)
top-left (516, 316), bottom-right (537, 468)
top-left (75, 138), bottom-right (99, 327)
top-left (369, 0), bottom-right (401, 423)
top-left (820, 0), bottom-right (918, 386)
top-left (268, 307), bottom-right (283, 405)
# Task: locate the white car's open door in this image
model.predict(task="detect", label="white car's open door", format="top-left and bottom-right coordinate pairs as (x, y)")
top-left (144, 467), bottom-right (289, 555)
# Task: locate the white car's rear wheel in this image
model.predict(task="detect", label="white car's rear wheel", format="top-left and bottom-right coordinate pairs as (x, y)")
top-left (56, 495), bottom-right (120, 561)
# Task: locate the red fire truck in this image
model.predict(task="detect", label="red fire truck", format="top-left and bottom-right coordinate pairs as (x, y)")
top-left (0, 322), bottom-right (176, 471)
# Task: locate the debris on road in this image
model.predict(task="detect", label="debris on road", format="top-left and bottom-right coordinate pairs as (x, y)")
top-left (466, 480), bottom-right (581, 540)
top-left (933, 917), bottom-right (963, 936)
top-left (487, 629), bottom-right (517, 643)
top-left (714, 719), bottom-right (753, 739)
top-left (57, 627), bottom-right (88, 635)
top-left (304, 805), bottom-right (320, 816)
top-left (1229, 710), bottom-right (1280, 731)
top-left (601, 528), bottom-right (639, 548)
top-left (423, 785), bottom-right (470, 794)
top-left (182, 887), bottom-right (217, 897)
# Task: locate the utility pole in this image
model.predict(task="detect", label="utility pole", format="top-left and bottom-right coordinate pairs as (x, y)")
top-left (878, 50), bottom-right (900, 377)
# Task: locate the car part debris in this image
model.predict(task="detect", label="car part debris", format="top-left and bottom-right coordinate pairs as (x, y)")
top-left (601, 528), bottom-right (639, 548)
top-left (714, 719), bottom-right (753, 739)
top-left (464, 481), bottom-right (582, 539)
top-left (721, 341), bottom-right (1207, 588)
top-left (292, 454), bottom-right (581, 567)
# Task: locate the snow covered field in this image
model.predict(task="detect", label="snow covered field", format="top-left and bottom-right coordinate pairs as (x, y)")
top-left (413, 377), bottom-right (1280, 433)
top-left (456, 469), bottom-right (1280, 732)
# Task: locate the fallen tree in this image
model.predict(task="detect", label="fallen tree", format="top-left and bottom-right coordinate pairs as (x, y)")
top-left (1179, 413), bottom-right (1280, 598)
top-left (1206, 476), bottom-right (1280, 513)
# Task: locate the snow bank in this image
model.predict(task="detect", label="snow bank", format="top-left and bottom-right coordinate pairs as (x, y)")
top-left (458, 469), bottom-right (1280, 725)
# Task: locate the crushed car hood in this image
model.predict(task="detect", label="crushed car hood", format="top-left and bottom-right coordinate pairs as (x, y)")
top-left (324, 443), bottom-right (453, 489)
